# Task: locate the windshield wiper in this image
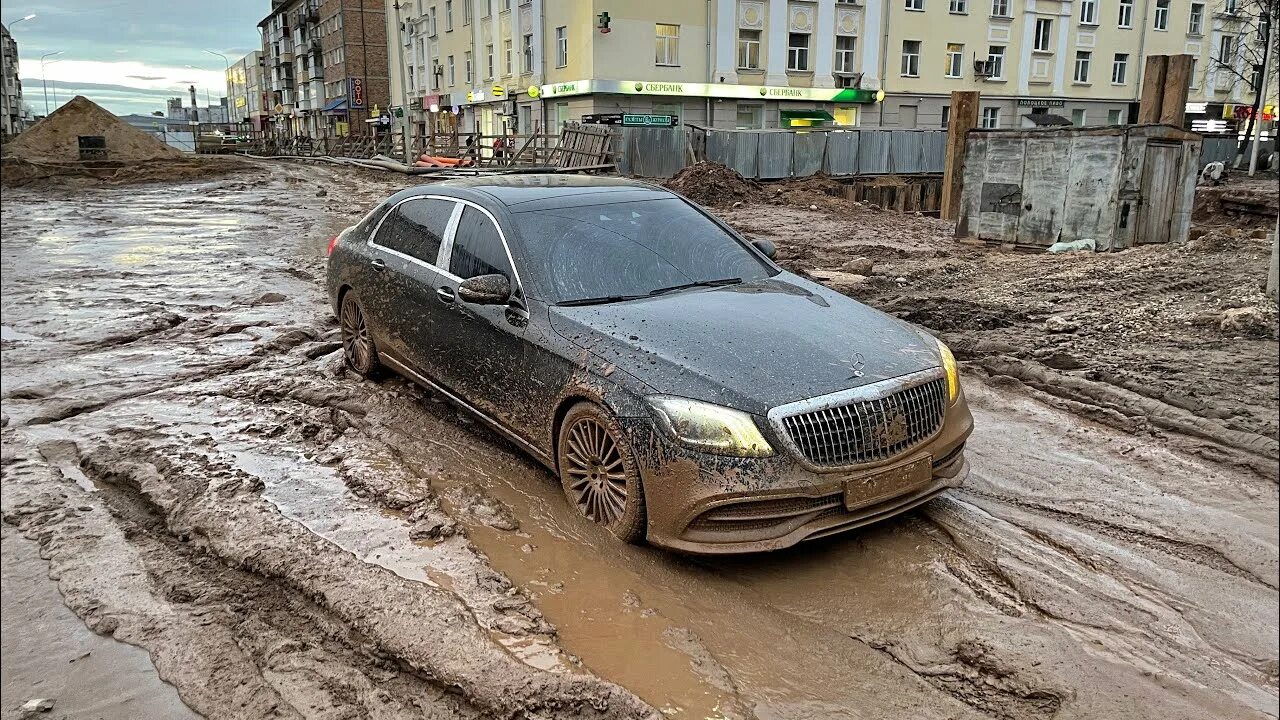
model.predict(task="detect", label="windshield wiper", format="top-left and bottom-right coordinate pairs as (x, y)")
top-left (556, 294), bottom-right (647, 307)
top-left (646, 277), bottom-right (743, 297)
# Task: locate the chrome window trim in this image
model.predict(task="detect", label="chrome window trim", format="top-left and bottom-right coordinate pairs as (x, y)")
top-left (441, 199), bottom-right (526, 294)
top-left (766, 367), bottom-right (946, 473)
top-left (367, 195), bottom-right (465, 282)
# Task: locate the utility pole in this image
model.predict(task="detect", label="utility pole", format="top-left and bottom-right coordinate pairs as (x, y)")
top-left (393, 0), bottom-right (411, 162)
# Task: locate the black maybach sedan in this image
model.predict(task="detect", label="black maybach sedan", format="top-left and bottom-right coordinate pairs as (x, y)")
top-left (326, 175), bottom-right (972, 553)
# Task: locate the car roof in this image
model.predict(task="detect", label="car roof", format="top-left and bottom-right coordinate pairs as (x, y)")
top-left (387, 174), bottom-right (673, 211)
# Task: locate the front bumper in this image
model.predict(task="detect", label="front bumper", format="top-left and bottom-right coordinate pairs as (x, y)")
top-left (625, 389), bottom-right (973, 554)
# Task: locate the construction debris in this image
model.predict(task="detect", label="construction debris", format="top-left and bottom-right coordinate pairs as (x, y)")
top-left (663, 161), bottom-right (762, 206)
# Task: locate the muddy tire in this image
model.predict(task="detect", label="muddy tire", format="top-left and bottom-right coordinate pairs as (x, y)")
top-left (338, 291), bottom-right (381, 378)
top-left (557, 402), bottom-right (646, 543)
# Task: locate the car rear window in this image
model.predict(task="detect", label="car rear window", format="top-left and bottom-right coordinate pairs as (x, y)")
top-left (515, 198), bottom-right (774, 304)
top-left (373, 198), bottom-right (455, 265)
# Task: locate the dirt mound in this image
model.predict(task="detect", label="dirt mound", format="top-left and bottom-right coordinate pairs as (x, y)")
top-left (1, 155), bottom-right (248, 188)
top-left (4, 95), bottom-right (182, 163)
top-left (663, 161), bottom-right (762, 206)
top-left (765, 174), bottom-right (851, 210)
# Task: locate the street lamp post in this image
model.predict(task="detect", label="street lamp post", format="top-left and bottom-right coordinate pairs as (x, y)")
top-left (204, 49), bottom-right (231, 113)
top-left (40, 50), bottom-right (62, 115)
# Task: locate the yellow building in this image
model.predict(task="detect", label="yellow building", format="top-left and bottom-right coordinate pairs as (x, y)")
top-left (386, 0), bottom-right (1277, 139)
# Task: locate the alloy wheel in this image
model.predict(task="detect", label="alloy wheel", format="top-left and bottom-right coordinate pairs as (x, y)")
top-left (339, 295), bottom-right (373, 372)
top-left (563, 416), bottom-right (628, 524)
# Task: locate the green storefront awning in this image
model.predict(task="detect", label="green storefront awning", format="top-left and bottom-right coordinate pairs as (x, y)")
top-left (779, 110), bottom-right (836, 121)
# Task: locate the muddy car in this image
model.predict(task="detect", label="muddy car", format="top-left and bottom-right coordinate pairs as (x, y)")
top-left (326, 176), bottom-right (972, 553)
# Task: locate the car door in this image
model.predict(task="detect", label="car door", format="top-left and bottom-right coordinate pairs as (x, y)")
top-left (434, 204), bottom-right (532, 435)
top-left (365, 197), bottom-right (460, 370)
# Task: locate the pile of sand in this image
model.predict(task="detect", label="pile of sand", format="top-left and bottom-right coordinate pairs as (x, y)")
top-left (4, 95), bottom-right (182, 163)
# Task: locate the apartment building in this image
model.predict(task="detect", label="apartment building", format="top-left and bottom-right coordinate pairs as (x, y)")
top-left (228, 51), bottom-right (270, 127)
top-left (259, 0), bottom-right (390, 138)
top-left (880, 0), bottom-right (1276, 131)
top-left (1, 23), bottom-right (23, 137)
top-left (386, 0), bottom-right (1275, 137)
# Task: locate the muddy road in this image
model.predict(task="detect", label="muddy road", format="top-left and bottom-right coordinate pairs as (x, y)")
top-left (1, 162), bottom-right (1276, 720)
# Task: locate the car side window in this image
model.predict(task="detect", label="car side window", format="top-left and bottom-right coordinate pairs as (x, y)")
top-left (449, 206), bottom-right (513, 280)
top-left (374, 198), bottom-right (455, 265)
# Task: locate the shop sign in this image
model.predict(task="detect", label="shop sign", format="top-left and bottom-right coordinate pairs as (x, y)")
top-left (422, 94), bottom-right (441, 112)
top-left (492, 85), bottom-right (506, 97)
top-left (527, 85), bottom-right (541, 98)
top-left (538, 79), bottom-right (883, 103)
top-left (348, 78), bottom-right (366, 109)
top-left (1017, 98), bottom-right (1065, 107)
top-left (622, 113), bottom-right (678, 127)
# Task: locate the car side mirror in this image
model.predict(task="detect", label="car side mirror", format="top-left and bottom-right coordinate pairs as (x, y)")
top-left (457, 274), bottom-right (512, 305)
top-left (751, 237), bottom-right (777, 260)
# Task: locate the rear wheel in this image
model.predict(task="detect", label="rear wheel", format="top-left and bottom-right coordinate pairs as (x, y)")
top-left (338, 291), bottom-right (380, 377)
top-left (557, 402), bottom-right (646, 543)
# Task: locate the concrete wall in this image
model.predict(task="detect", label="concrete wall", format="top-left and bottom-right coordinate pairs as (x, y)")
top-left (956, 124), bottom-right (1201, 249)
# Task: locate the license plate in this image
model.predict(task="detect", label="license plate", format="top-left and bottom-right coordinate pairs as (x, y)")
top-left (844, 457), bottom-right (933, 511)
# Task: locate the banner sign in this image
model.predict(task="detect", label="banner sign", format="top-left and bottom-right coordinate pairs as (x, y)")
top-left (622, 113), bottom-right (678, 127)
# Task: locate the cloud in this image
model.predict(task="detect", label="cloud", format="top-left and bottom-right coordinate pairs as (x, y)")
top-left (6, 0), bottom-right (262, 114)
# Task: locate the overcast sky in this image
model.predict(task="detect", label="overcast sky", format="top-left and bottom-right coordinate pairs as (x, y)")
top-left (6, 0), bottom-right (263, 116)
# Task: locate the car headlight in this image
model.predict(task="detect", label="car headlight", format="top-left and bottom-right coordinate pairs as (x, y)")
top-left (938, 339), bottom-right (959, 403)
top-left (647, 396), bottom-right (774, 458)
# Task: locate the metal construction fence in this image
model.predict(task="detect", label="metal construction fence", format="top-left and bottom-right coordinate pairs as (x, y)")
top-left (618, 126), bottom-right (949, 179)
top-left (1199, 136), bottom-right (1277, 166)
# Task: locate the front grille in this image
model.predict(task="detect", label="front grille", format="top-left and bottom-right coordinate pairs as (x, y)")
top-left (780, 378), bottom-right (947, 467)
top-left (686, 493), bottom-right (842, 534)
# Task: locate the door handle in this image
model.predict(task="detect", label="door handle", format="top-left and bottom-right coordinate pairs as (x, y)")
top-left (436, 286), bottom-right (456, 303)
top-left (370, 258), bottom-right (386, 271)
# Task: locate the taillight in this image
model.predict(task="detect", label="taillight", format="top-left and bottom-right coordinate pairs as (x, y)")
top-left (326, 235), bottom-right (339, 256)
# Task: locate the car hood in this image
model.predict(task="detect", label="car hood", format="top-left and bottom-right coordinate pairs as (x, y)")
top-left (548, 273), bottom-right (942, 415)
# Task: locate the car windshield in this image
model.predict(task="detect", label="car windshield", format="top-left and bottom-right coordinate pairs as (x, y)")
top-left (515, 198), bottom-right (776, 304)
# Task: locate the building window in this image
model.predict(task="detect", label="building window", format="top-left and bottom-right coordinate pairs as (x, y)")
top-left (655, 24), bottom-right (680, 66)
top-left (1225, 0), bottom-right (1237, 12)
top-left (901, 40), bottom-right (921, 76)
top-left (1074, 50), bottom-right (1091, 82)
top-left (447, 54), bottom-right (455, 85)
top-left (503, 38), bottom-right (512, 75)
top-left (445, 0), bottom-right (453, 30)
top-left (1080, 0), bottom-right (1097, 24)
top-left (1250, 63), bottom-right (1263, 92)
top-left (1190, 58), bottom-right (1200, 87)
top-left (463, 0), bottom-right (472, 24)
top-left (906, 0), bottom-right (923, 10)
top-left (1107, 108), bottom-right (1122, 124)
top-left (428, 5), bottom-right (437, 35)
top-left (555, 26), bottom-right (567, 67)
top-left (522, 33), bottom-right (533, 72)
top-left (738, 29), bottom-right (761, 69)
top-left (1033, 18), bottom-right (1052, 51)
top-left (1118, 0), bottom-right (1133, 27)
top-left (981, 106), bottom-right (999, 128)
top-left (835, 35), bottom-right (857, 73)
top-left (941, 104), bottom-right (951, 128)
top-left (788, 33), bottom-right (811, 71)
top-left (990, 0), bottom-right (1009, 18)
top-left (946, 43), bottom-right (964, 77)
top-left (1112, 53), bottom-right (1128, 83)
top-left (1154, 0), bottom-right (1169, 30)
top-left (1189, 3), bottom-right (1204, 34)
top-left (485, 43), bottom-right (494, 79)
top-left (949, 0), bottom-right (967, 13)
top-left (1071, 108), bottom-right (1086, 125)
top-left (483, 0), bottom-right (491, 17)
top-left (464, 50), bottom-right (473, 82)
top-left (735, 103), bottom-right (763, 129)
top-left (1218, 35), bottom-right (1235, 65)
top-left (988, 46), bottom-right (1005, 78)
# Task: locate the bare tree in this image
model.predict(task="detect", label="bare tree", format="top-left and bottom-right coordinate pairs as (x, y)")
top-left (1209, 0), bottom-right (1279, 164)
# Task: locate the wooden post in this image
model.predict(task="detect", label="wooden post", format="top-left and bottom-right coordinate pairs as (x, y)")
top-left (1138, 55), bottom-right (1169, 123)
top-left (941, 90), bottom-right (980, 222)
top-left (1159, 54), bottom-right (1193, 127)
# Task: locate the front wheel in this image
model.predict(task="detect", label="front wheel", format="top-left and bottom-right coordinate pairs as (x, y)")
top-left (557, 402), bottom-right (646, 543)
top-left (338, 291), bottom-right (381, 377)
